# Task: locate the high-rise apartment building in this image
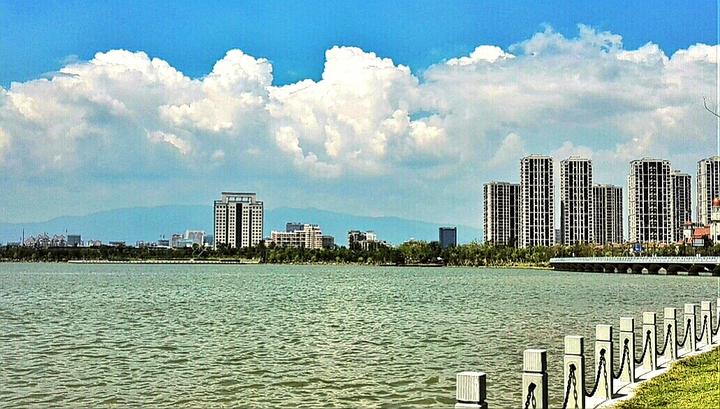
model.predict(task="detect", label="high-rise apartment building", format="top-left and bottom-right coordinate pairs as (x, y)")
top-left (483, 182), bottom-right (520, 246)
top-left (213, 192), bottom-right (264, 249)
top-left (593, 184), bottom-right (623, 245)
top-left (670, 170), bottom-right (692, 242)
top-left (560, 157), bottom-right (593, 245)
top-left (628, 159), bottom-right (673, 244)
top-left (520, 156), bottom-right (554, 247)
top-left (697, 156), bottom-right (720, 226)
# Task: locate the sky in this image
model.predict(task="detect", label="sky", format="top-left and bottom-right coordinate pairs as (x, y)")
top-left (0, 1), bottom-right (718, 228)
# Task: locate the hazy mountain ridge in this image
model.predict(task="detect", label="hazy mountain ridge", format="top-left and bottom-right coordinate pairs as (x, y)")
top-left (0, 206), bottom-right (483, 246)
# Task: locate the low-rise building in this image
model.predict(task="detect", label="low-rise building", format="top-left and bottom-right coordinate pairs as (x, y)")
top-left (348, 230), bottom-right (387, 250)
top-left (271, 224), bottom-right (326, 249)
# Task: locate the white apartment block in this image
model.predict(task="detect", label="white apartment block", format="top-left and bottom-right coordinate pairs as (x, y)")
top-left (593, 184), bottom-right (623, 245)
top-left (560, 157), bottom-right (593, 245)
top-left (520, 155), bottom-right (554, 248)
top-left (271, 224), bottom-right (324, 250)
top-left (697, 156), bottom-right (720, 226)
top-left (628, 159), bottom-right (673, 244)
top-left (483, 182), bottom-right (520, 247)
top-left (213, 192), bottom-right (264, 249)
top-left (670, 170), bottom-right (692, 242)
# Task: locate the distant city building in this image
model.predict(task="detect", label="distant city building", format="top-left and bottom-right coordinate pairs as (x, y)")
top-left (321, 235), bottom-right (335, 249)
top-left (271, 224), bottom-right (325, 249)
top-left (439, 227), bottom-right (457, 248)
top-left (560, 157), bottom-right (593, 245)
top-left (86, 239), bottom-right (102, 247)
top-left (593, 184), bottom-right (623, 245)
top-left (348, 230), bottom-right (386, 250)
top-left (184, 230), bottom-right (205, 247)
top-left (170, 233), bottom-right (183, 248)
top-left (108, 241), bottom-right (126, 247)
top-left (285, 222), bottom-right (304, 233)
top-left (67, 234), bottom-right (81, 247)
top-left (520, 155), bottom-right (554, 247)
top-left (628, 158), bottom-right (673, 244)
top-left (483, 182), bottom-right (520, 247)
top-left (670, 170), bottom-right (692, 242)
top-left (157, 239), bottom-right (170, 247)
top-left (213, 192), bottom-right (264, 249)
top-left (697, 156), bottom-right (720, 226)
top-left (710, 198), bottom-right (720, 244)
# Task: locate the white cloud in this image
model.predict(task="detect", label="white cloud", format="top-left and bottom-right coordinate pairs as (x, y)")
top-left (0, 26), bottom-right (717, 224)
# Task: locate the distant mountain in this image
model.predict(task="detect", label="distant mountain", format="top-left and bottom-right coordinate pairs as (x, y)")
top-left (0, 205), bottom-right (483, 246)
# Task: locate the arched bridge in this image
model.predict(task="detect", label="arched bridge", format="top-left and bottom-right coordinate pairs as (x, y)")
top-left (549, 256), bottom-right (720, 276)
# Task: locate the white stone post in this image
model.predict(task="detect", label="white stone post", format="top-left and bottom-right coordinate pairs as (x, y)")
top-left (522, 349), bottom-right (548, 409)
top-left (662, 308), bottom-right (677, 362)
top-left (563, 336), bottom-right (586, 409)
top-left (456, 371), bottom-right (488, 409)
top-left (642, 312), bottom-right (657, 371)
top-left (618, 317), bottom-right (635, 383)
top-left (684, 303), bottom-right (698, 353)
top-left (701, 301), bottom-right (712, 346)
top-left (594, 325), bottom-right (613, 400)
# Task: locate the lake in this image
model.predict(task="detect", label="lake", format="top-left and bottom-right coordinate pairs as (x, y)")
top-left (1, 263), bottom-right (718, 408)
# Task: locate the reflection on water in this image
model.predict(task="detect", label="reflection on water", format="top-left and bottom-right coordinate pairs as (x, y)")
top-left (0, 263), bottom-right (717, 408)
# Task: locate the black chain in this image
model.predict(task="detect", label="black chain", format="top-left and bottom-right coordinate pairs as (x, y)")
top-left (613, 340), bottom-right (631, 380)
top-left (676, 319), bottom-right (691, 348)
top-left (561, 364), bottom-right (578, 409)
top-left (585, 350), bottom-right (607, 398)
top-left (636, 329), bottom-right (653, 364)
top-left (714, 315), bottom-right (720, 336)
top-left (695, 316), bottom-right (707, 343)
top-left (656, 324), bottom-right (672, 357)
top-left (524, 382), bottom-right (537, 409)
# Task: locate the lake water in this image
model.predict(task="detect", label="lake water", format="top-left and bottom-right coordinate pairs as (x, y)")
top-left (1, 263), bottom-right (718, 408)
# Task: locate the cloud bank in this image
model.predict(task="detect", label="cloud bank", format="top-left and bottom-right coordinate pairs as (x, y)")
top-left (0, 25), bottom-right (717, 225)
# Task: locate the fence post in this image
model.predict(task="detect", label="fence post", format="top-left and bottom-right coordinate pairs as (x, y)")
top-left (522, 349), bottom-right (548, 409)
top-left (642, 312), bottom-right (657, 371)
top-left (701, 301), bottom-right (712, 346)
top-left (456, 371), bottom-right (488, 409)
top-left (563, 336), bottom-right (586, 409)
top-left (619, 317), bottom-right (635, 383)
top-left (662, 307), bottom-right (677, 362)
top-left (595, 325), bottom-right (613, 400)
top-left (684, 303), bottom-right (698, 352)
top-left (716, 298), bottom-right (720, 344)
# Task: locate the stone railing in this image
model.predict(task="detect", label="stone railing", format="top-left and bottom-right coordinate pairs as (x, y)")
top-left (455, 298), bottom-right (720, 408)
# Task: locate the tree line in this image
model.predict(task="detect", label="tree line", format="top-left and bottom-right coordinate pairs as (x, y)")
top-left (3, 240), bottom-right (720, 266)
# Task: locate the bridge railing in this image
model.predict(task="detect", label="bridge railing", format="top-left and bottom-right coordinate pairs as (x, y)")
top-left (455, 298), bottom-right (720, 408)
top-left (549, 256), bottom-right (720, 264)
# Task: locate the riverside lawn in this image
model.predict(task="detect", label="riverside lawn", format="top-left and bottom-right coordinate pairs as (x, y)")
top-left (613, 346), bottom-right (720, 409)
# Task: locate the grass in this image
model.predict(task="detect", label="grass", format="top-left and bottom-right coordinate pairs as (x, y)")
top-left (614, 345), bottom-right (720, 409)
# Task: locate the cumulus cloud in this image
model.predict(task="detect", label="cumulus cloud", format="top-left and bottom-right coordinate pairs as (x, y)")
top-left (0, 25), bottom-right (717, 224)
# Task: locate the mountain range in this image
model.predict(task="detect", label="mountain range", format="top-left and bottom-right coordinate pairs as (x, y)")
top-left (0, 206), bottom-right (483, 246)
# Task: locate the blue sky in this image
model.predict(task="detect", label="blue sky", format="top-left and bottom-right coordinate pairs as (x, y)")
top-left (0, 1), bottom-right (718, 227)
top-left (1, 1), bottom-right (714, 86)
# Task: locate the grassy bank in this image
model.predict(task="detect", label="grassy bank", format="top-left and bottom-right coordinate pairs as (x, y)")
top-left (614, 346), bottom-right (720, 409)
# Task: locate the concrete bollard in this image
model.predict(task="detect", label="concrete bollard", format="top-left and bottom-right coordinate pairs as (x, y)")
top-left (456, 371), bottom-right (488, 409)
top-left (684, 304), bottom-right (698, 352)
top-left (563, 336), bottom-right (586, 409)
top-left (594, 325), bottom-right (613, 400)
top-left (619, 317), bottom-right (635, 383)
top-left (662, 308), bottom-right (678, 362)
top-left (522, 349), bottom-right (548, 409)
top-left (701, 301), bottom-right (712, 346)
top-left (716, 298), bottom-right (720, 344)
top-left (641, 312), bottom-right (657, 371)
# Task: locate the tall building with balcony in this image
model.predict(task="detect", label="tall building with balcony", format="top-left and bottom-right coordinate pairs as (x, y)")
top-left (670, 170), bottom-right (692, 242)
top-left (628, 159), bottom-right (673, 244)
top-left (213, 192), bottom-right (264, 249)
top-left (483, 182), bottom-right (520, 247)
top-left (697, 156), bottom-right (720, 226)
top-left (520, 155), bottom-right (554, 247)
top-left (593, 184), bottom-right (623, 245)
top-left (560, 157), bottom-right (593, 245)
